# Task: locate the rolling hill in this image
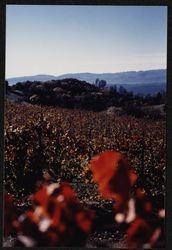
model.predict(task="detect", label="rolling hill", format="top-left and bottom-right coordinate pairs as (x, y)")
top-left (7, 69), bottom-right (166, 94)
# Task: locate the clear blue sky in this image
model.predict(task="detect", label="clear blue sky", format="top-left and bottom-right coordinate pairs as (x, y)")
top-left (6, 5), bottom-right (167, 78)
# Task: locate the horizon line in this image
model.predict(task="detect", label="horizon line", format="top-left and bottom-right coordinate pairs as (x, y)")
top-left (6, 68), bottom-right (167, 79)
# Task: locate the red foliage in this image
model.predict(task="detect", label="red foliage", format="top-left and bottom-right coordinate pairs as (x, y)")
top-left (13, 182), bottom-right (94, 247)
top-left (4, 149), bottom-right (165, 248)
top-left (89, 151), bottom-right (165, 248)
top-left (89, 151), bottom-right (137, 211)
top-left (126, 217), bottom-right (153, 248)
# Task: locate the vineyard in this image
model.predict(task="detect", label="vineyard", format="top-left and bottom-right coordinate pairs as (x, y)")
top-left (4, 100), bottom-right (166, 247)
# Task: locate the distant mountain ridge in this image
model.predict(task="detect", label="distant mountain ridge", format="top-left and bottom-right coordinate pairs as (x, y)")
top-left (7, 74), bottom-right (55, 85)
top-left (7, 69), bottom-right (166, 85)
top-left (7, 69), bottom-right (166, 94)
top-left (57, 69), bottom-right (166, 85)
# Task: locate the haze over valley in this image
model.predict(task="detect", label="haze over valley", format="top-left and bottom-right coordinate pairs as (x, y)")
top-left (7, 69), bottom-right (166, 95)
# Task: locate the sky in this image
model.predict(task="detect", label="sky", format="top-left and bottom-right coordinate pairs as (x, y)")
top-left (6, 5), bottom-right (167, 78)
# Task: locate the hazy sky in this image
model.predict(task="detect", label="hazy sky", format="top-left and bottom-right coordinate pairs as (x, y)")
top-left (6, 5), bottom-right (167, 78)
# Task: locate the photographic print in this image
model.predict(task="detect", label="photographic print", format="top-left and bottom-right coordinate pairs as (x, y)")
top-left (4, 4), bottom-right (167, 248)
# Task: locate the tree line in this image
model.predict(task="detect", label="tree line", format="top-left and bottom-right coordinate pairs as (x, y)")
top-left (5, 79), bottom-right (166, 119)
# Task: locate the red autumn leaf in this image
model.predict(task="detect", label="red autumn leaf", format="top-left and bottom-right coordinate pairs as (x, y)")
top-left (89, 151), bottom-right (137, 210)
top-left (75, 211), bottom-right (93, 233)
top-left (59, 183), bottom-right (77, 202)
top-left (126, 217), bottom-right (153, 248)
top-left (33, 185), bottom-right (49, 207)
top-left (14, 182), bottom-right (94, 247)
